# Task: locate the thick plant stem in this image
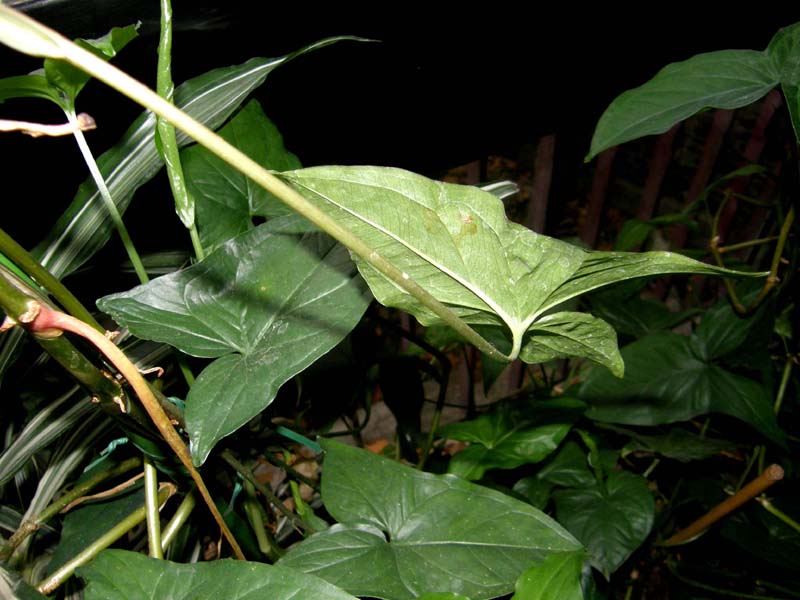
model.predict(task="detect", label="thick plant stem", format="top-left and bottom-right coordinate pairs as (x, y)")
top-left (161, 490), bottom-right (196, 552)
top-left (143, 456), bottom-right (164, 559)
top-left (66, 109), bottom-right (149, 284)
top-left (0, 7), bottom-right (508, 363)
top-left (156, 0), bottom-right (203, 261)
top-left (662, 464), bottom-right (784, 546)
top-left (20, 302), bottom-right (244, 560)
top-left (36, 484), bottom-right (174, 595)
top-left (0, 457), bottom-right (141, 561)
top-left (0, 226), bottom-right (102, 330)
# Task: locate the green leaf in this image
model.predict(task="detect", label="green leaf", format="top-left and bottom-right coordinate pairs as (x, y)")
top-left (279, 439), bottom-right (582, 600)
top-left (448, 424), bottom-right (571, 481)
top-left (588, 287), bottom-right (698, 339)
top-left (578, 332), bottom-right (785, 445)
top-left (183, 99), bottom-right (302, 251)
top-left (43, 24), bottom-right (139, 102)
top-left (47, 485), bottom-right (145, 576)
top-left (283, 166), bottom-right (752, 368)
top-left (520, 312), bottom-right (623, 377)
top-left (694, 291), bottom-right (772, 360)
top-left (98, 225), bottom-right (370, 465)
top-left (767, 22), bottom-right (800, 140)
top-left (33, 38), bottom-right (351, 280)
top-left (588, 49), bottom-right (779, 159)
top-left (554, 471), bottom-right (654, 579)
top-left (607, 424), bottom-right (735, 462)
top-left (416, 595), bottom-right (471, 600)
top-left (80, 549), bottom-right (357, 600)
top-left (512, 477), bottom-right (554, 510)
top-left (511, 551), bottom-right (585, 600)
top-left (537, 441), bottom-right (595, 488)
top-left (0, 73), bottom-right (63, 106)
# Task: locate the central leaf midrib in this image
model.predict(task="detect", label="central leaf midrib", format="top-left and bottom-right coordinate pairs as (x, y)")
top-left (290, 176), bottom-right (519, 331)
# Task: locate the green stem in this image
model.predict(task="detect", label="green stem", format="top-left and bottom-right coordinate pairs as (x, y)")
top-left (156, 0), bottom-right (204, 261)
top-left (756, 496), bottom-right (800, 534)
top-left (36, 484), bottom-right (172, 595)
top-left (220, 450), bottom-right (314, 535)
top-left (0, 227), bottom-right (102, 330)
top-left (143, 456), bottom-right (164, 559)
top-left (0, 11), bottom-right (506, 362)
top-left (66, 108), bottom-right (149, 284)
top-left (243, 479), bottom-right (281, 560)
top-left (160, 490), bottom-right (196, 552)
top-left (773, 357), bottom-right (793, 415)
top-left (717, 235), bottom-right (779, 254)
top-left (0, 457), bottom-right (141, 561)
top-left (260, 451), bottom-right (319, 492)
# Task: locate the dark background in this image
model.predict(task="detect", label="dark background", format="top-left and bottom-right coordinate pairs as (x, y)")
top-left (0, 1), bottom-right (795, 249)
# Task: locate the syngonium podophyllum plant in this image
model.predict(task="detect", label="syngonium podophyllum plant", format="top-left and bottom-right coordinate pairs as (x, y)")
top-left (0, 5), bottom-right (795, 599)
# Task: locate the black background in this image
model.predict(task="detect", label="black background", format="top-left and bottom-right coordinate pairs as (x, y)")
top-left (0, 1), bottom-right (795, 249)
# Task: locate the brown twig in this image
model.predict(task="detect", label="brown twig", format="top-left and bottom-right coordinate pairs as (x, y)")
top-left (662, 464), bottom-right (784, 546)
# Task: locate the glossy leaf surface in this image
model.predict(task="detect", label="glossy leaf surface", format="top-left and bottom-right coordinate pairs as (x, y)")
top-left (578, 332), bottom-right (785, 445)
top-left (284, 166), bottom-right (751, 370)
top-left (609, 425), bottom-right (735, 462)
top-left (554, 471), bottom-right (654, 578)
top-left (80, 549), bottom-right (357, 600)
top-left (588, 50), bottom-right (779, 159)
top-left (768, 22), bottom-right (800, 140)
top-left (511, 551), bottom-right (585, 600)
top-left (98, 226), bottom-right (370, 464)
top-left (279, 439), bottom-right (581, 600)
top-left (33, 38), bottom-right (348, 279)
top-left (182, 99), bottom-right (302, 252)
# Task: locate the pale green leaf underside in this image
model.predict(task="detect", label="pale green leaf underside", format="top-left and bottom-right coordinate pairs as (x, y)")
top-left (279, 439), bottom-right (581, 600)
top-left (80, 550), bottom-right (356, 600)
top-left (283, 166), bottom-right (756, 369)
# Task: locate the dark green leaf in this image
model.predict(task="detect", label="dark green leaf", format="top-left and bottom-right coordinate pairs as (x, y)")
top-left (579, 332), bottom-right (784, 445)
top-left (694, 292), bottom-right (772, 360)
top-left (284, 167), bottom-right (752, 367)
top-left (537, 441), bottom-right (595, 488)
top-left (33, 38), bottom-right (351, 279)
top-left (554, 471), bottom-right (654, 578)
top-left (448, 424), bottom-right (571, 480)
top-left (416, 595), bottom-right (471, 600)
top-left (513, 477), bottom-right (553, 510)
top-left (279, 439), bottom-right (581, 600)
top-left (768, 22), bottom-right (800, 139)
top-left (47, 486), bottom-right (144, 576)
top-left (44, 24), bottom-right (139, 102)
top-left (99, 226), bottom-right (369, 465)
top-left (183, 99), bottom-right (302, 251)
top-left (588, 289), bottom-right (697, 339)
top-left (511, 551), bottom-right (585, 600)
top-left (603, 424), bottom-right (734, 462)
top-left (588, 50), bottom-right (779, 159)
top-left (0, 73), bottom-right (63, 106)
top-left (80, 549), bottom-right (357, 600)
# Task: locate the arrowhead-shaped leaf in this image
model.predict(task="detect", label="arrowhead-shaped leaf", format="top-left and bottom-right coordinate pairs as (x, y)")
top-left (588, 49), bottom-right (779, 159)
top-left (283, 166), bottom-right (758, 372)
top-left (554, 471), bottom-right (654, 579)
top-left (79, 549), bottom-right (357, 600)
top-left (98, 225), bottom-right (370, 464)
top-left (511, 551), bottom-right (585, 600)
top-left (182, 99), bottom-right (303, 252)
top-left (578, 332), bottom-right (785, 445)
top-left (33, 38), bottom-right (352, 279)
top-left (279, 439), bottom-right (582, 600)
top-left (43, 24), bottom-right (139, 103)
